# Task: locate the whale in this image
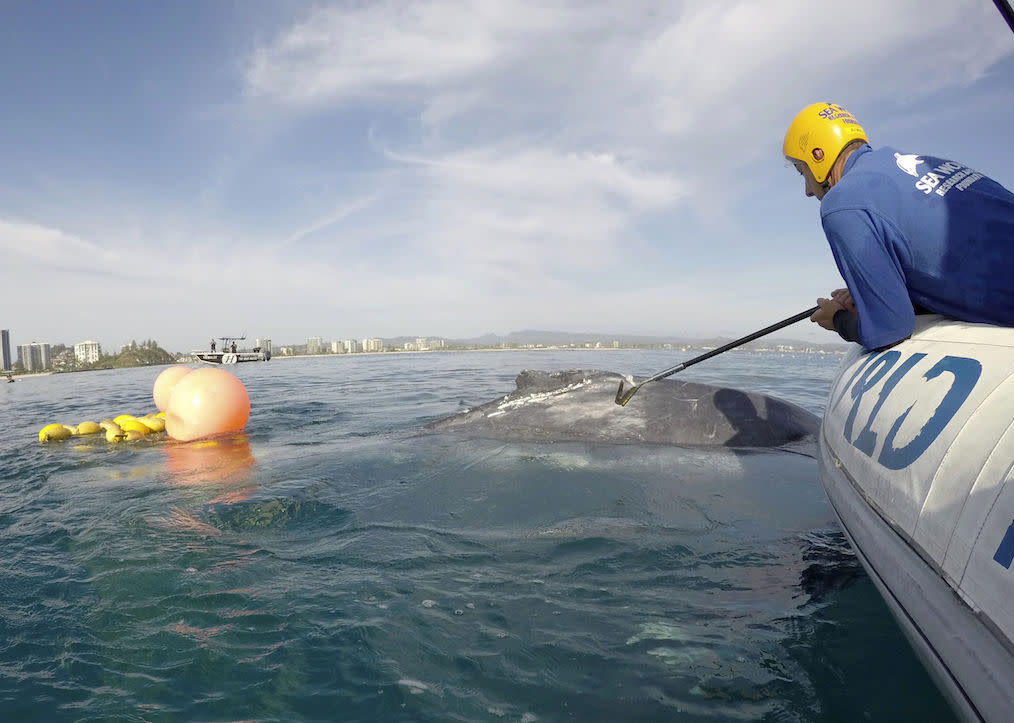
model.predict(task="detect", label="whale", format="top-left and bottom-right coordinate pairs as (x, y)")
top-left (424, 369), bottom-right (820, 450)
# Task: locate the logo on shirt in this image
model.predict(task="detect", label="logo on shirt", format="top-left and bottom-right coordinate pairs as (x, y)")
top-left (894, 152), bottom-right (985, 196)
top-left (895, 153), bottom-right (923, 177)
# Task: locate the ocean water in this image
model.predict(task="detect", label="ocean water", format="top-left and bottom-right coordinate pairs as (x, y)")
top-left (0, 349), bottom-right (956, 722)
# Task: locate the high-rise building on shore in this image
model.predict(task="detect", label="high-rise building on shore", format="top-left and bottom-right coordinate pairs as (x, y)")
top-left (1, 329), bottom-right (11, 371)
top-left (17, 342), bottom-right (51, 372)
top-left (306, 336), bottom-right (324, 355)
top-left (404, 337), bottom-right (444, 351)
top-left (74, 340), bottom-right (102, 364)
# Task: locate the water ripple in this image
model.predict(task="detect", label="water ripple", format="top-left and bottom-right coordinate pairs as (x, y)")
top-left (0, 352), bottom-right (954, 721)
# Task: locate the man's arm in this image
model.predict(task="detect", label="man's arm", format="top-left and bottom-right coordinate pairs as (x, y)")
top-left (833, 309), bottom-right (860, 342)
top-left (821, 208), bottom-right (914, 349)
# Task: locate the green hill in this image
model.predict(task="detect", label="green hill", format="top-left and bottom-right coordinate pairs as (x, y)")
top-left (49, 340), bottom-right (178, 372)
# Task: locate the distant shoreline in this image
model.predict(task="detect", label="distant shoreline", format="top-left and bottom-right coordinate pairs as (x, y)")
top-left (6, 344), bottom-right (846, 377)
top-left (270, 345), bottom-right (847, 361)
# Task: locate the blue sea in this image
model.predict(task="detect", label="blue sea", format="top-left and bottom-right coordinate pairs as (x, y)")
top-left (0, 349), bottom-right (956, 722)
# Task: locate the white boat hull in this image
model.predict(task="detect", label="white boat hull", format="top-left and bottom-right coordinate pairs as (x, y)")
top-left (193, 351), bottom-right (270, 364)
top-left (820, 316), bottom-right (1014, 722)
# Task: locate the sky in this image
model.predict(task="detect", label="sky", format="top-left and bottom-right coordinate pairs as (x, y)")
top-left (1, 0), bottom-right (1012, 353)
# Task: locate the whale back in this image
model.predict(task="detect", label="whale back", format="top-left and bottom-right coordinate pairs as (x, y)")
top-left (425, 369), bottom-right (820, 449)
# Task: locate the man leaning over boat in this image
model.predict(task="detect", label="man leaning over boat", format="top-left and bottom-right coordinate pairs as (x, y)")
top-left (782, 102), bottom-right (1014, 350)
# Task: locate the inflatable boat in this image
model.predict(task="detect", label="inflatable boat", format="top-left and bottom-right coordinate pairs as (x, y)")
top-left (819, 315), bottom-right (1014, 722)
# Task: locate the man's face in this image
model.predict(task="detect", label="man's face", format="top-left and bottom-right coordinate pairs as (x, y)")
top-left (792, 161), bottom-right (827, 200)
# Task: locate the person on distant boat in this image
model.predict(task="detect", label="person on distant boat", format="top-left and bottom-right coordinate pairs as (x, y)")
top-left (783, 102), bottom-right (1014, 350)
top-left (5, 373), bottom-right (13, 383)
top-left (210, 339), bottom-right (216, 352)
top-left (230, 342), bottom-right (237, 353)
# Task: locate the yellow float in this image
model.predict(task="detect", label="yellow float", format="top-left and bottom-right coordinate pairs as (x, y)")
top-left (76, 421), bottom-right (102, 436)
top-left (38, 366), bottom-right (249, 444)
top-left (38, 424), bottom-right (75, 442)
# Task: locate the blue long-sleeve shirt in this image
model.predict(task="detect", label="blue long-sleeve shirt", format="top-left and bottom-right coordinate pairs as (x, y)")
top-left (820, 144), bottom-right (1014, 349)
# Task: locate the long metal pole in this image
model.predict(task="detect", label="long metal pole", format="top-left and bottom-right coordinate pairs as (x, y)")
top-left (994, 0), bottom-right (1014, 35)
top-left (614, 306), bottom-right (819, 406)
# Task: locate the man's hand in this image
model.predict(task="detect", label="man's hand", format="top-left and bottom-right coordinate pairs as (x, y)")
top-left (830, 287), bottom-right (857, 312)
top-left (811, 296), bottom-right (845, 330)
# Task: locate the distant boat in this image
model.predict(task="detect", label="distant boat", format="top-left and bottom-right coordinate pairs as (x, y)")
top-left (820, 315), bottom-right (1014, 722)
top-left (193, 336), bottom-right (271, 365)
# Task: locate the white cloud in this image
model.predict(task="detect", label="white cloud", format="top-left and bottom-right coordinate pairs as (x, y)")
top-left (241, 0), bottom-right (1011, 216)
top-left (375, 144), bottom-right (685, 280)
top-left (244, 0), bottom-right (556, 104)
top-left (0, 218), bottom-right (123, 274)
top-left (277, 194), bottom-right (380, 247)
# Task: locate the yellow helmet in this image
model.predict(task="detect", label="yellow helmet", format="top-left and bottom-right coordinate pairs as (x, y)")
top-left (782, 102), bottom-right (867, 183)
